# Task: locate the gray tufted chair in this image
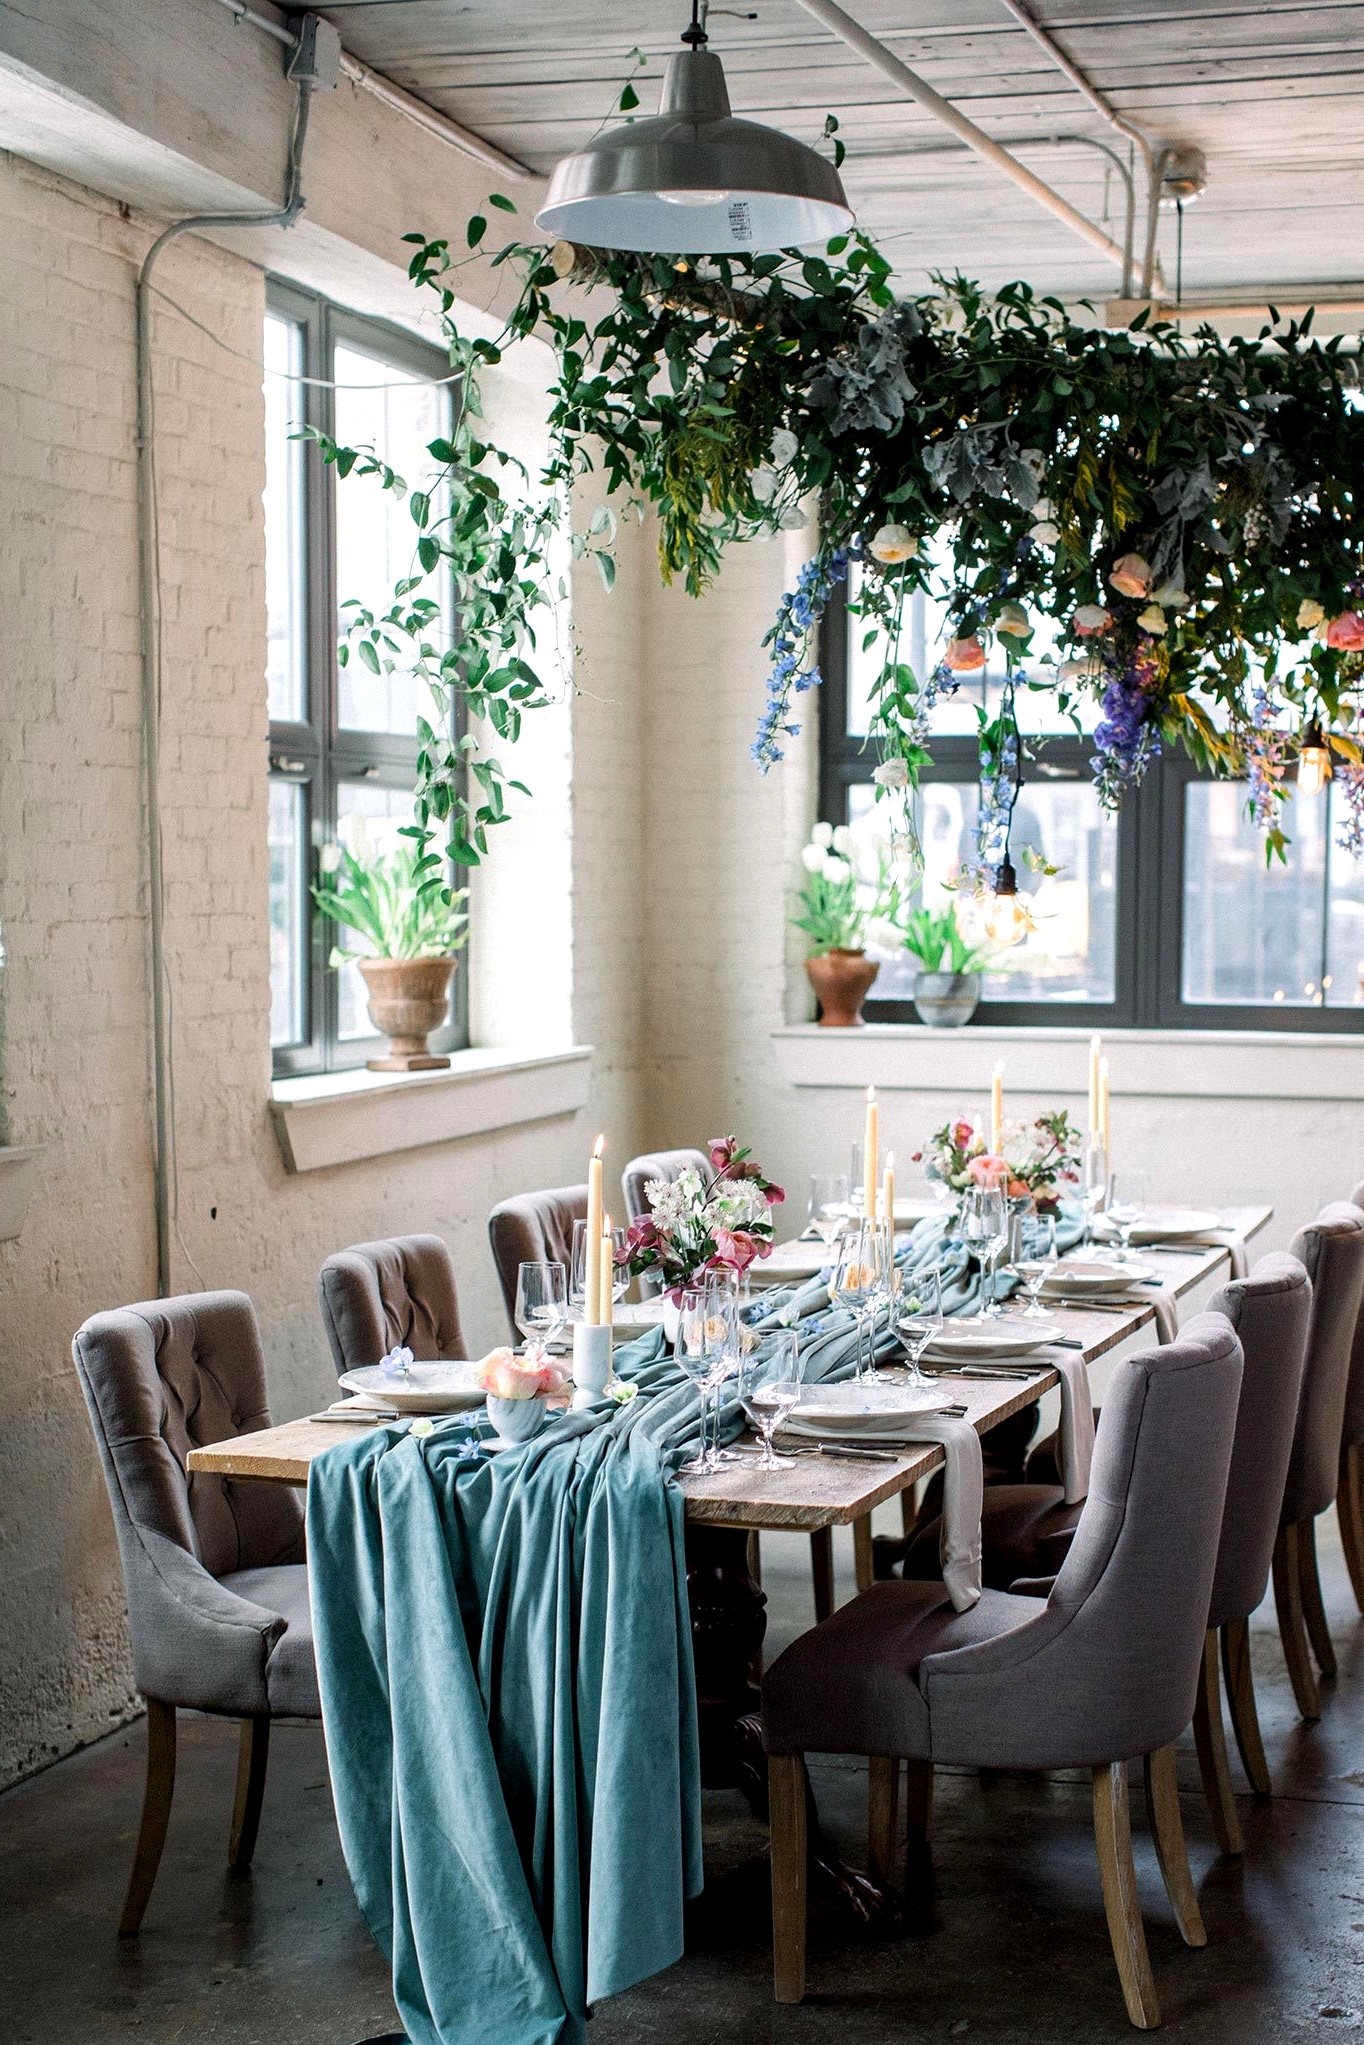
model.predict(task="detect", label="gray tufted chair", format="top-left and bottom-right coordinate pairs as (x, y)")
top-left (488, 1184), bottom-right (588, 1341)
top-left (72, 1291), bottom-right (318, 1934)
top-left (318, 1233), bottom-right (467, 1374)
top-left (620, 1149), bottom-right (711, 1297)
top-left (761, 1316), bottom-right (1243, 2029)
top-left (1272, 1202), bottom-right (1364, 1718)
top-left (1336, 1180), bottom-right (1364, 1613)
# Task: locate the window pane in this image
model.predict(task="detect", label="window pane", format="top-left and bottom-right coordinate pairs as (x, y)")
top-left (269, 778), bottom-right (307, 1046)
top-left (263, 313), bottom-right (306, 723)
top-left (1180, 780), bottom-right (1364, 1009)
top-left (333, 342), bottom-right (451, 736)
top-left (333, 783), bottom-right (453, 1041)
top-left (849, 777), bottom-right (1118, 1004)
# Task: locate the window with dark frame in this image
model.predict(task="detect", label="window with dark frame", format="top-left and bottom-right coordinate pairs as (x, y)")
top-left (264, 281), bottom-right (467, 1077)
top-left (819, 578), bottom-right (1364, 1033)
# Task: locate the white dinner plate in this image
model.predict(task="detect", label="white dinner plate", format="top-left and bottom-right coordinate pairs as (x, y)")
top-left (1043, 1259), bottom-right (1155, 1296)
top-left (923, 1315), bottom-right (1062, 1361)
top-left (337, 1361), bottom-right (486, 1414)
top-left (785, 1379), bottom-right (953, 1440)
top-left (1096, 1209), bottom-right (1220, 1245)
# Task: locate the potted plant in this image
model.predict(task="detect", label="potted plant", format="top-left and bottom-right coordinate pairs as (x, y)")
top-left (898, 902), bottom-right (995, 1026)
top-left (313, 840), bottom-right (468, 1071)
top-left (791, 823), bottom-right (880, 1026)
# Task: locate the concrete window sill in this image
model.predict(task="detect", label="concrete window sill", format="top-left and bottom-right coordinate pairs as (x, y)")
top-left (270, 1046), bottom-right (593, 1174)
top-left (771, 1024), bottom-right (1363, 1102)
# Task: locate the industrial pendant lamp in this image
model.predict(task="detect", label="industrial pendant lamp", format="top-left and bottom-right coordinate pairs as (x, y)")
top-left (535, 1), bottom-right (853, 255)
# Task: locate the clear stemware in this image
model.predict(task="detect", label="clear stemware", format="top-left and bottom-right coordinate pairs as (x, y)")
top-left (962, 1184), bottom-right (1008, 1318)
top-left (834, 1222), bottom-right (881, 1382)
top-left (736, 1330), bottom-right (805, 1469)
top-left (808, 1172), bottom-right (851, 1253)
top-left (1013, 1213), bottom-right (1058, 1317)
top-left (896, 1267), bottom-right (943, 1386)
top-left (1108, 1169), bottom-right (1149, 1264)
top-left (514, 1261), bottom-right (568, 1353)
top-left (1081, 1137), bottom-right (1109, 1251)
top-left (675, 1282), bottom-right (731, 1474)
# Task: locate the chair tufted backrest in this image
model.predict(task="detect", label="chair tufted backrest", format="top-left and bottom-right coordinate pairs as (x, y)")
top-left (921, 1314), bottom-right (1242, 1770)
top-left (1205, 1252), bottom-right (1311, 1628)
top-left (488, 1185), bottom-right (588, 1340)
top-left (72, 1291), bottom-right (304, 1583)
top-left (620, 1149), bottom-right (711, 1296)
top-left (1281, 1202), bottom-right (1364, 1523)
top-left (318, 1234), bottom-right (466, 1375)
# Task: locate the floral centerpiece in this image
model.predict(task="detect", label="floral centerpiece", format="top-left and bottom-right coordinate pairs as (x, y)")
top-left (915, 1109), bottom-right (1081, 1216)
top-left (477, 1345), bottom-right (571, 1448)
top-left (621, 1138), bottom-right (785, 1300)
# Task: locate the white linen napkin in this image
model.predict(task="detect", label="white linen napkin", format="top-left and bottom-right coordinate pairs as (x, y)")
top-left (1175, 1228), bottom-right (1249, 1279)
top-left (902, 1412), bottom-right (983, 1611)
top-left (1128, 1284), bottom-right (1179, 1343)
top-left (1049, 1348), bottom-right (1096, 1505)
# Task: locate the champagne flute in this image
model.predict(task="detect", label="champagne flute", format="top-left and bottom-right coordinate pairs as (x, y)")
top-left (962, 1184), bottom-right (1008, 1318)
top-left (514, 1262), bottom-right (568, 1353)
top-left (1013, 1213), bottom-right (1058, 1318)
top-left (867, 1217), bottom-right (899, 1380)
top-left (1108, 1169), bottom-right (1149, 1264)
top-left (834, 1222), bottom-right (880, 1381)
top-left (737, 1330), bottom-right (805, 1469)
top-left (808, 1172), bottom-right (851, 1252)
top-left (1081, 1137), bottom-right (1109, 1252)
top-left (897, 1268), bottom-right (943, 1386)
top-left (675, 1282), bottom-right (727, 1474)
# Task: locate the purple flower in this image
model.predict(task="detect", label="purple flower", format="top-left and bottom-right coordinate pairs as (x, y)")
top-left (380, 1345), bottom-right (415, 1378)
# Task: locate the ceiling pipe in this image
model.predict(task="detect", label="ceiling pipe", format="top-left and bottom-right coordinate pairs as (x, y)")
top-left (993, 0), bottom-right (1164, 297)
top-left (790, 0), bottom-right (1129, 280)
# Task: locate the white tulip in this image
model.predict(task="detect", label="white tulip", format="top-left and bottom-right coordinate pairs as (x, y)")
top-left (812, 821), bottom-right (834, 849)
top-left (832, 823), bottom-right (856, 855)
top-left (872, 758), bottom-right (910, 789)
top-left (866, 918), bottom-right (903, 953)
top-left (318, 842), bottom-right (343, 873)
top-left (822, 852), bottom-right (851, 881)
top-left (770, 428), bottom-right (799, 467)
top-left (800, 842), bottom-right (826, 873)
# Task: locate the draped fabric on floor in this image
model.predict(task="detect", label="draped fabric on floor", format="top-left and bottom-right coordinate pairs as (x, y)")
top-left (305, 1211), bottom-right (1080, 2045)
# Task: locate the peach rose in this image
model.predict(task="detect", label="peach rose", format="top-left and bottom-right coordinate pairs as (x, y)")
top-left (1326, 611), bottom-right (1364, 651)
top-left (1073, 604), bottom-right (1112, 636)
top-left (967, 1154), bottom-right (1008, 1187)
top-left (479, 1347), bottom-right (568, 1399)
top-left (1108, 553), bottom-right (1153, 599)
top-left (945, 634), bottom-right (987, 672)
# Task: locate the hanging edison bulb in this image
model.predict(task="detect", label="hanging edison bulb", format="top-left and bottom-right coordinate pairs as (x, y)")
top-left (984, 854), bottom-right (1031, 947)
top-left (1298, 722), bottom-right (1333, 797)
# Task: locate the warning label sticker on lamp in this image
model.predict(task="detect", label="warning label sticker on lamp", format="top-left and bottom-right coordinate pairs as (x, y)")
top-left (727, 200), bottom-right (753, 243)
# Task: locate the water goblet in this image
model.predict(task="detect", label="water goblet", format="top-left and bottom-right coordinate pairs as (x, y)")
top-left (808, 1172), bottom-right (851, 1253)
top-left (896, 1268), bottom-right (943, 1386)
top-left (1013, 1213), bottom-right (1058, 1318)
top-left (1108, 1169), bottom-right (1149, 1264)
top-left (736, 1330), bottom-right (805, 1469)
top-left (514, 1262), bottom-right (568, 1354)
top-left (834, 1222), bottom-right (882, 1382)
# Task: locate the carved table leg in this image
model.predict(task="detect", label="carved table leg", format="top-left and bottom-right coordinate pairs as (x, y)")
top-left (685, 1524), bottom-right (903, 1934)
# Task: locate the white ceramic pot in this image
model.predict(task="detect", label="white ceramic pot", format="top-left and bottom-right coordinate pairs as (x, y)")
top-left (485, 1393), bottom-right (548, 1449)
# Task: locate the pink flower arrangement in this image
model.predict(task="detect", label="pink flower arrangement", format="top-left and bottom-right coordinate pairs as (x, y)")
top-left (918, 1109), bottom-right (1081, 1213)
top-left (967, 1153), bottom-right (1031, 1201)
top-left (1326, 611), bottom-right (1364, 651)
top-left (478, 1346), bottom-right (570, 1401)
top-left (945, 634), bottom-right (987, 672)
top-left (622, 1135), bottom-right (783, 1299)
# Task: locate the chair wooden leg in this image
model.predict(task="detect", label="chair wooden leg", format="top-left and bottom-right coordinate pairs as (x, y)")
top-left (900, 1486), bottom-right (916, 1536)
top-left (809, 1527), bottom-right (834, 1622)
top-left (768, 1753), bottom-right (808, 2005)
top-left (1220, 1617), bottom-right (1272, 1796)
top-left (229, 1716), bottom-right (271, 1870)
top-left (853, 1515), bottom-right (875, 1593)
top-left (867, 1755), bottom-right (899, 1888)
top-left (1190, 1630), bottom-right (1242, 1856)
top-left (1092, 1762), bottom-right (1161, 2031)
top-left (119, 1699), bottom-right (177, 1937)
top-left (1338, 1443), bottom-right (1364, 1613)
top-left (1143, 1745), bottom-right (1208, 1948)
top-left (1296, 1517), bottom-right (1337, 1677)
top-left (1272, 1522), bottom-right (1321, 1720)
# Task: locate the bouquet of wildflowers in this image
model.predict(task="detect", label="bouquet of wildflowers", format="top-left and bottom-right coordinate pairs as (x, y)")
top-left (915, 1108), bottom-right (1081, 1215)
top-left (621, 1138), bottom-right (785, 1299)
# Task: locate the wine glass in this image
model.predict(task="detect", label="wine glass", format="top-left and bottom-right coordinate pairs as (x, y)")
top-left (834, 1222), bottom-right (881, 1381)
top-left (849, 1142), bottom-right (866, 1218)
top-left (897, 1268), bottom-right (943, 1386)
top-left (962, 1184), bottom-right (1008, 1318)
top-left (867, 1217), bottom-right (899, 1379)
top-left (808, 1172), bottom-right (851, 1252)
top-left (736, 1330), bottom-right (805, 1469)
top-left (675, 1282), bottom-right (732, 1474)
top-left (514, 1262), bottom-right (568, 1353)
top-left (1013, 1213), bottom-right (1058, 1318)
top-left (1108, 1169), bottom-right (1149, 1264)
top-left (1081, 1137), bottom-right (1109, 1251)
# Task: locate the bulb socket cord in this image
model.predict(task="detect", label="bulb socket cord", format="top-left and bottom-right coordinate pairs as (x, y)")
top-left (992, 851), bottom-right (1019, 901)
top-left (681, 0), bottom-right (709, 47)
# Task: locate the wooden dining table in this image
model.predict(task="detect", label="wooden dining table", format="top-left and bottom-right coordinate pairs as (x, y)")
top-left (188, 1204), bottom-right (1269, 1919)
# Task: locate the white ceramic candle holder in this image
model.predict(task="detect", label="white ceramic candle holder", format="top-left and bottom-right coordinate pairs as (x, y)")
top-left (572, 1321), bottom-right (612, 1409)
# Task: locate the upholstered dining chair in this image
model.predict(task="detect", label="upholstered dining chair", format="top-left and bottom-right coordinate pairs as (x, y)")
top-left (318, 1233), bottom-right (467, 1375)
top-left (71, 1292), bottom-right (318, 1935)
top-left (897, 1252), bottom-right (1312, 1855)
top-left (1335, 1180), bottom-right (1364, 1612)
top-left (620, 1148), bottom-right (710, 1297)
top-left (1272, 1201), bottom-right (1364, 1718)
top-left (762, 1315), bottom-right (1244, 2030)
top-left (488, 1184), bottom-right (588, 1341)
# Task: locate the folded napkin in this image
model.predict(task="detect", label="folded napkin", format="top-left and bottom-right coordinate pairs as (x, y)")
top-left (1050, 1349), bottom-right (1095, 1504)
top-left (1129, 1283), bottom-right (1179, 1343)
top-left (899, 1410), bottom-right (983, 1611)
top-left (1176, 1228), bottom-right (1249, 1279)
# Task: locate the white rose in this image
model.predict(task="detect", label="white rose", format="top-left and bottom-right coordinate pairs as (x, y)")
top-left (1297, 598), bottom-right (1326, 631)
top-left (831, 823), bottom-right (855, 855)
top-left (749, 467), bottom-right (778, 504)
top-left (1137, 603), bottom-right (1167, 636)
top-left (867, 522), bottom-right (919, 564)
top-left (811, 821), bottom-right (834, 849)
top-left (800, 843), bottom-right (826, 873)
top-left (779, 506), bottom-right (807, 530)
top-left (770, 428), bottom-right (799, 467)
top-left (872, 758), bottom-right (910, 789)
top-left (1031, 521), bottom-right (1060, 546)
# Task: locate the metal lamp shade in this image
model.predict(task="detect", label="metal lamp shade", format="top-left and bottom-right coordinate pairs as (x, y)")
top-left (535, 46), bottom-right (853, 254)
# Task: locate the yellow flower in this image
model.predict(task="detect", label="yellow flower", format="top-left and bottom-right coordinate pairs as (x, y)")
top-left (1297, 598), bottom-right (1326, 631)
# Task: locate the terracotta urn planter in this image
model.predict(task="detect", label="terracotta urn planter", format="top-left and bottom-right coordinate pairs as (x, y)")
top-left (805, 948), bottom-right (879, 1027)
top-left (356, 956), bottom-right (457, 1072)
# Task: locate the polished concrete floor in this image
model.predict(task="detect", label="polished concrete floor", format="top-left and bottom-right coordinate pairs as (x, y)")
top-left (3, 1516), bottom-right (1362, 2044)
